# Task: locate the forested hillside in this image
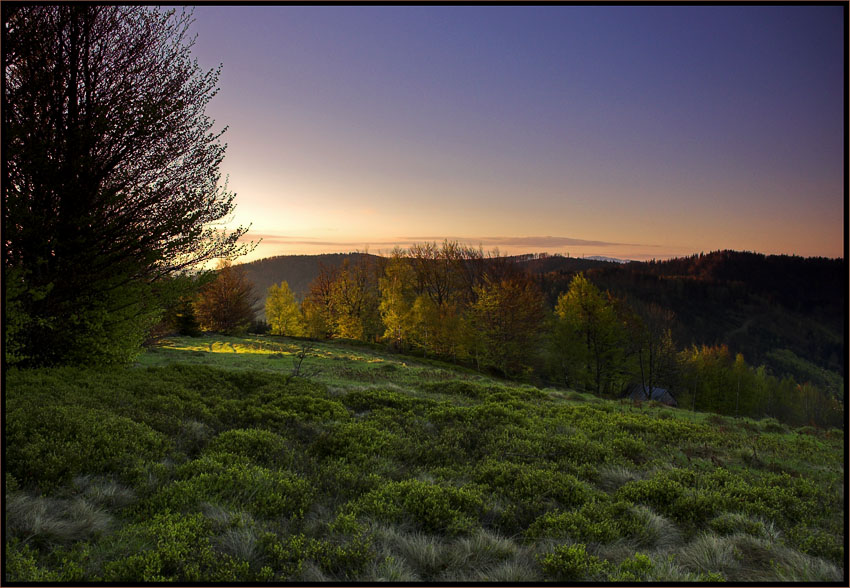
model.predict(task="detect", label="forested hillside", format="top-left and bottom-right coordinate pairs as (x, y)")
top-left (241, 249), bottom-right (843, 397)
top-left (534, 251), bottom-right (844, 385)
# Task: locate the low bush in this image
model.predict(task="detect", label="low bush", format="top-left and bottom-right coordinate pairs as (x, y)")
top-left (139, 453), bottom-right (314, 520)
top-left (5, 405), bottom-right (170, 492)
top-left (206, 428), bottom-right (293, 469)
top-left (349, 479), bottom-right (484, 536)
top-left (98, 511), bottom-right (247, 582)
top-left (538, 543), bottom-right (607, 581)
top-left (525, 499), bottom-right (643, 544)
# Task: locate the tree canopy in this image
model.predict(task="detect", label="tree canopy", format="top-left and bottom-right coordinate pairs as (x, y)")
top-left (3, 5), bottom-right (251, 365)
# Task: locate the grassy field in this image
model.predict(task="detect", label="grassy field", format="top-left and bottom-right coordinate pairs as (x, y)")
top-left (5, 334), bottom-right (846, 582)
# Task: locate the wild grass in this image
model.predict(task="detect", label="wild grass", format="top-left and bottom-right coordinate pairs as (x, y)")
top-left (4, 333), bottom-right (845, 582)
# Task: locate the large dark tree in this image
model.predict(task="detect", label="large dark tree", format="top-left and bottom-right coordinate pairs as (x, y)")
top-left (3, 6), bottom-right (251, 365)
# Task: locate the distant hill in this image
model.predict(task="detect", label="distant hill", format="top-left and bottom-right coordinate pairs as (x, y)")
top-left (240, 252), bottom-right (378, 316)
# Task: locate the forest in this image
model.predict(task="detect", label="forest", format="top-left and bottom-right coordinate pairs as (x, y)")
top-left (171, 244), bottom-right (845, 429)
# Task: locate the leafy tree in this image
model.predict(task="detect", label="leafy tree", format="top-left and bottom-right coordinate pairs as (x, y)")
top-left (2, 5), bottom-right (250, 365)
top-left (265, 281), bottom-right (303, 337)
top-left (329, 256), bottom-right (381, 341)
top-left (378, 249), bottom-right (416, 351)
top-left (554, 274), bottom-right (627, 395)
top-left (302, 264), bottom-right (339, 339)
top-left (470, 274), bottom-right (545, 377)
top-left (194, 259), bottom-right (257, 335)
top-left (630, 301), bottom-right (678, 395)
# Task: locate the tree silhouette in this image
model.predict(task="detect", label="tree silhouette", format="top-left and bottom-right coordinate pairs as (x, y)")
top-left (3, 6), bottom-right (251, 365)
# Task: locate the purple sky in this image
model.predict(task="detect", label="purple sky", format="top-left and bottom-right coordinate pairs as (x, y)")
top-left (187, 5), bottom-right (845, 261)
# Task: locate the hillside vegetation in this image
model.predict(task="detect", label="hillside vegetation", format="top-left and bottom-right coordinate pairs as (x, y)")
top-left (5, 334), bottom-right (844, 583)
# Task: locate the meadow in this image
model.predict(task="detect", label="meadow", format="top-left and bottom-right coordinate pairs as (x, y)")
top-left (5, 334), bottom-right (845, 582)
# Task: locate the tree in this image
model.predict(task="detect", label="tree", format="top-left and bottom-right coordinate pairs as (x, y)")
top-left (194, 259), bottom-right (257, 334)
top-left (630, 301), bottom-right (678, 396)
top-left (328, 255), bottom-right (381, 341)
top-left (265, 281), bottom-right (303, 336)
top-left (554, 274), bottom-right (627, 395)
top-left (470, 274), bottom-right (545, 377)
top-left (301, 263), bottom-right (338, 339)
top-left (3, 6), bottom-right (251, 365)
top-left (378, 248), bottom-right (417, 351)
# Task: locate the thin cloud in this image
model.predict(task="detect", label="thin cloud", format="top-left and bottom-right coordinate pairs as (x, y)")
top-left (401, 235), bottom-right (653, 248)
top-left (240, 233), bottom-right (659, 250)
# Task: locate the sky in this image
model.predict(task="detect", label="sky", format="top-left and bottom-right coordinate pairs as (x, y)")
top-left (187, 5), bottom-right (845, 262)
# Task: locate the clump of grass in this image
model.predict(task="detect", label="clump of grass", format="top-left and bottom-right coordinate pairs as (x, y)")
top-left (175, 419), bottom-right (212, 457)
top-left (677, 532), bottom-right (737, 578)
top-left (365, 555), bottom-right (419, 582)
top-left (708, 512), bottom-right (774, 539)
top-left (438, 528), bottom-right (519, 577)
top-left (5, 494), bottom-right (112, 546)
top-left (215, 526), bottom-right (261, 564)
top-left (596, 464), bottom-right (643, 492)
top-left (475, 557), bottom-right (542, 582)
top-left (73, 476), bottom-right (136, 510)
top-left (629, 505), bottom-right (681, 550)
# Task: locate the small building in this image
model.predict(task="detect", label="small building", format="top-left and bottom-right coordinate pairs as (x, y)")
top-left (625, 384), bottom-right (678, 407)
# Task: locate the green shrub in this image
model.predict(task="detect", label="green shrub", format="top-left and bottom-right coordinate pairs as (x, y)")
top-left (4, 540), bottom-right (60, 583)
top-left (256, 532), bottom-right (309, 580)
top-left (349, 479), bottom-right (484, 535)
top-left (709, 512), bottom-right (769, 538)
top-left (538, 543), bottom-right (608, 581)
top-left (5, 405), bottom-right (170, 492)
top-left (100, 511), bottom-right (223, 582)
top-left (311, 420), bottom-right (406, 466)
top-left (785, 525), bottom-right (845, 564)
top-left (473, 459), bottom-right (594, 532)
top-left (304, 513), bottom-right (376, 579)
top-left (612, 434), bottom-right (648, 462)
top-left (140, 453), bottom-right (314, 520)
top-left (607, 552), bottom-right (654, 582)
top-left (526, 499), bottom-right (643, 544)
top-left (343, 388), bottom-right (433, 413)
top-left (206, 428), bottom-right (293, 469)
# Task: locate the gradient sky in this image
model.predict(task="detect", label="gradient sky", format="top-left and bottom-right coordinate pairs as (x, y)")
top-left (188, 5), bottom-right (845, 262)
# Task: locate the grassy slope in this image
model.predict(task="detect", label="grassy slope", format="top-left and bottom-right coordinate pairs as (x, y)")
top-left (5, 334), bottom-right (845, 582)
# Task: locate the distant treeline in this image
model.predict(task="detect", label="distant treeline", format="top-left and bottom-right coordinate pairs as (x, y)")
top-left (188, 244), bottom-right (843, 428)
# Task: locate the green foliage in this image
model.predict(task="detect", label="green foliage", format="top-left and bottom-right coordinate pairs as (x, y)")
top-left (526, 499), bottom-right (643, 544)
top-left (342, 387), bottom-right (435, 413)
top-left (311, 420), bottom-right (407, 467)
top-left (266, 281), bottom-right (304, 336)
top-left (99, 511), bottom-right (236, 582)
top-left (553, 273), bottom-right (629, 395)
top-left (538, 543), bottom-right (608, 581)
top-left (349, 479), bottom-right (484, 535)
top-left (5, 404), bottom-right (169, 492)
top-left (206, 428), bottom-right (293, 469)
top-left (469, 274), bottom-right (545, 377)
top-left (474, 459), bottom-right (594, 532)
top-left (303, 513), bottom-right (376, 579)
top-left (140, 452), bottom-right (314, 520)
